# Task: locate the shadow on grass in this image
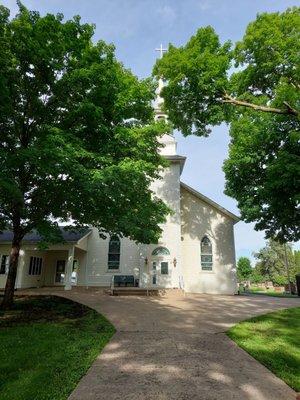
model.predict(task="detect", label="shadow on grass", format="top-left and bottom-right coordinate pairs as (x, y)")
top-left (0, 295), bottom-right (115, 400)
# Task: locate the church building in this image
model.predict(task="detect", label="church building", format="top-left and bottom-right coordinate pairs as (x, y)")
top-left (0, 72), bottom-right (239, 295)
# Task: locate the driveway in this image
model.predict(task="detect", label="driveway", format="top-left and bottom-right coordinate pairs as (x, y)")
top-left (23, 288), bottom-right (299, 399)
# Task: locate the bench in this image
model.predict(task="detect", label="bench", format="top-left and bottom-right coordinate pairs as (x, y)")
top-left (112, 275), bottom-right (135, 287)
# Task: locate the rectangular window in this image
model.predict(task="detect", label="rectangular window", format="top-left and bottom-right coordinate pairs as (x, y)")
top-left (108, 237), bottom-right (120, 270)
top-left (28, 256), bottom-right (42, 276)
top-left (201, 263), bottom-right (213, 271)
top-left (0, 255), bottom-right (9, 274)
top-left (161, 261), bottom-right (168, 275)
top-left (201, 236), bottom-right (213, 271)
top-left (108, 254), bottom-right (120, 269)
top-left (201, 255), bottom-right (213, 271)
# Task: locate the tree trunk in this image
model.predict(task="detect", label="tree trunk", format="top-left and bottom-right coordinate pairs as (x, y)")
top-left (283, 243), bottom-right (292, 294)
top-left (0, 232), bottom-right (22, 310)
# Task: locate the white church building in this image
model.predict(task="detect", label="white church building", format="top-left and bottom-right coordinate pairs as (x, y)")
top-left (0, 75), bottom-right (239, 295)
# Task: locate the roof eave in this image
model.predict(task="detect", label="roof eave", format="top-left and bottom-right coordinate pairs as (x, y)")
top-left (180, 182), bottom-right (240, 223)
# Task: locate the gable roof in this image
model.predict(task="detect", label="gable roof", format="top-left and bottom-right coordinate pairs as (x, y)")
top-left (180, 182), bottom-right (240, 223)
top-left (0, 227), bottom-right (91, 243)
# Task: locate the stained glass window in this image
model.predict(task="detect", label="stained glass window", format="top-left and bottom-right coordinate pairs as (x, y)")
top-left (201, 236), bottom-right (213, 271)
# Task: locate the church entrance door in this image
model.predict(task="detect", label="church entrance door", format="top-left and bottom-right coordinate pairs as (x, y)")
top-left (150, 259), bottom-right (170, 287)
top-left (150, 247), bottom-right (171, 288)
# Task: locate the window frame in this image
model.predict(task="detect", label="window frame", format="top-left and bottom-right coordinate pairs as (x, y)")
top-left (152, 247), bottom-right (170, 256)
top-left (0, 255), bottom-right (9, 275)
top-left (107, 236), bottom-right (121, 270)
top-left (28, 256), bottom-right (43, 276)
top-left (160, 261), bottom-right (169, 275)
top-left (200, 236), bottom-right (213, 271)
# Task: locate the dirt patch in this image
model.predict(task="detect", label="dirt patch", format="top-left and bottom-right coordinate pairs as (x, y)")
top-left (0, 295), bottom-right (89, 327)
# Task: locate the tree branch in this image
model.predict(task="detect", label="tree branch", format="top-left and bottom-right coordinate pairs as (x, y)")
top-left (222, 94), bottom-right (299, 117)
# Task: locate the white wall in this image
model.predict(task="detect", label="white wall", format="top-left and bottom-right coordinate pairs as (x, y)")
top-left (82, 228), bottom-right (140, 287)
top-left (180, 187), bottom-right (237, 294)
top-left (141, 160), bottom-right (182, 288)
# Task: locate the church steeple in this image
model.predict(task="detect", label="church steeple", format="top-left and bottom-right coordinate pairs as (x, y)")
top-left (154, 44), bottom-right (168, 122)
top-left (153, 44), bottom-right (179, 156)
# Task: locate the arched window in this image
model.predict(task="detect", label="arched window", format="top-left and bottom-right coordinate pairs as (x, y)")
top-left (152, 246), bottom-right (170, 256)
top-left (201, 236), bottom-right (213, 271)
top-left (108, 236), bottom-right (120, 270)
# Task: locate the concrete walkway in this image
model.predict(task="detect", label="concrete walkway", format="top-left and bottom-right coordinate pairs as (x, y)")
top-left (22, 288), bottom-right (299, 399)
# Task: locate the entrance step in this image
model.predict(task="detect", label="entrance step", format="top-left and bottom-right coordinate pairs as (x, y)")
top-left (106, 287), bottom-right (163, 296)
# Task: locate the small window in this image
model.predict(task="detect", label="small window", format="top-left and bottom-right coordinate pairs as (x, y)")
top-left (29, 256), bottom-right (42, 275)
top-left (0, 255), bottom-right (9, 274)
top-left (108, 236), bottom-right (120, 270)
top-left (161, 261), bottom-right (169, 275)
top-left (152, 247), bottom-right (170, 256)
top-left (201, 236), bottom-right (213, 271)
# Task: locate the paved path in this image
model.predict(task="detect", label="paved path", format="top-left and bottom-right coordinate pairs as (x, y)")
top-left (23, 288), bottom-right (299, 399)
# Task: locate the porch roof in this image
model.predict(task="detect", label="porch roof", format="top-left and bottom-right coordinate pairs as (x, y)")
top-left (0, 227), bottom-right (91, 244)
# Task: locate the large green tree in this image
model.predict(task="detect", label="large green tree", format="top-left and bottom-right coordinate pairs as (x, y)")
top-left (154, 7), bottom-right (300, 242)
top-left (253, 240), bottom-right (299, 286)
top-left (237, 257), bottom-right (252, 282)
top-left (0, 4), bottom-right (169, 309)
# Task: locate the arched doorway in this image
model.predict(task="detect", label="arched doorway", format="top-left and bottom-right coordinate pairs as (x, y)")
top-left (151, 246), bottom-right (170, 287)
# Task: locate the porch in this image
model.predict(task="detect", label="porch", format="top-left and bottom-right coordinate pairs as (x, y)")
top-left (0, 227), bottom-right (91, 291)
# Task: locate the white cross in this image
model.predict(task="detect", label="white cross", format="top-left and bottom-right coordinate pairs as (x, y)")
top-left (155, 43), bottom-right (167, 59)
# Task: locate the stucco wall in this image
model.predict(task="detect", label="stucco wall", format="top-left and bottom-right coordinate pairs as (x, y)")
top-left (83, 228), bottom-right (140, 286)
top-left (180, 186), bottom-right (237, 294)
top-left (144, 161), bottom-right (182, 288)
top-left (82, 158), bottom-right (182, 288)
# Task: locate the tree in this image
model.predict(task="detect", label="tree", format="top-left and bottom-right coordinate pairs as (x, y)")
top-left (0, 4), bottom-right (169, 309)
top-left (249, 268), bottom-right (264, 284)
top-left (253, 240), bottom-right (297, 286)
top-left (237, 257), bottom-right (252, 282)
top-left (154, 8), bottom-right (300, 242)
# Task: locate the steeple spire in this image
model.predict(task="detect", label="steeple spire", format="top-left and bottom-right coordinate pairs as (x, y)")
top-left (155, 43), bottom-right (167, 59)
top-left (154, 44), bottom-right (167, 122)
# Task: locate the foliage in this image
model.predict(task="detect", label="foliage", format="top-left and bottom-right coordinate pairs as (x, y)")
top-left (0, 3), bottom-right (169, 245)
top-left (237, 257), bottom-right (252, 281)
top-left (154, 8), bottom-right (300, 242)
top-left (249, 269), bottom-right (264, 284)
top-left (227, 307), bottom-right (300, 391)
top-left (153, 26), bottom-right (231, 137)
top-left (253, 239), bottom-right (299, 284)
top-left (0, 295), bottom-right (115, 400)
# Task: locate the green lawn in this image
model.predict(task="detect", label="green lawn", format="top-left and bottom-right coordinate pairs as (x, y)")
top-left (227, 307), bottom-right (300, 391)
top-left (0, 295), bottom-right (115, 400)
top-left (246, 289), bottom-right (298, 298)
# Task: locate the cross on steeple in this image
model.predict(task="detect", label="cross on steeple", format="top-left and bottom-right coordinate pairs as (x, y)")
top-left (155, 43), bottom-right (167, 59)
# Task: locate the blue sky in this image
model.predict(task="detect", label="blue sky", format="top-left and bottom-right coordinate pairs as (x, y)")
top-left (3, 0), bottom-right (299, 262)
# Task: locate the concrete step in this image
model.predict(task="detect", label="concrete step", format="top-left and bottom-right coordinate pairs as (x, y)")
top-left (108, 288), bottom-right (162, 296)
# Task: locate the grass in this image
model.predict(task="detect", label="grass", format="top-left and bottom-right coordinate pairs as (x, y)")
top-left (0, 295), bottom-right (115, 400)
top-left (227, 307), bottom-right (300, 392)
top-left (246, 289), bottom-right (298, 298)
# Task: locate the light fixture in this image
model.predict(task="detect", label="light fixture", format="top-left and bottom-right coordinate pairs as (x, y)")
top-left (173, 257), bottom-right (177, 267)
